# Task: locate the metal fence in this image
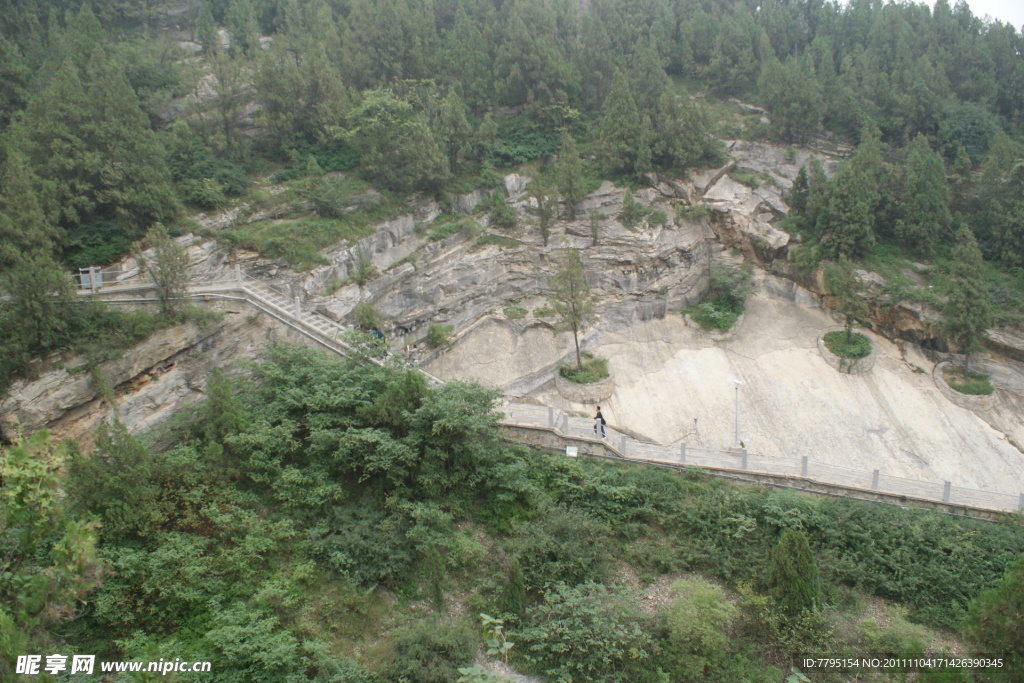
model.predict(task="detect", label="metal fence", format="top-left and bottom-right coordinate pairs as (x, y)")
top-left (499, 405), bottom-right (1024, 515)
top-left (74, 264), bottom-right (1023, 516)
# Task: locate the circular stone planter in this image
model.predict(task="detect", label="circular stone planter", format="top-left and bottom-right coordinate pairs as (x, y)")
top-left (817, 332), bottom-right (876, 375)
top-left (554, 370), bottom-right (615, 403)
top-left (933, 361), bottom-right (994, 411)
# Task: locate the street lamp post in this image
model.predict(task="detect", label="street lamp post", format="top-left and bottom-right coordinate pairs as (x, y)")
top-left (732, 379), bottom-right (743, 449)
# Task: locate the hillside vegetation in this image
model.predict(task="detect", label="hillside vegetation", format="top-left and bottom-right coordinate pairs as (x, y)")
top-left (2, 0), bottom-right (1024, 390)
top-left (2, 3), bottom-right (1024, 679)
top-left (3, 344), bottom-right (1024, 681)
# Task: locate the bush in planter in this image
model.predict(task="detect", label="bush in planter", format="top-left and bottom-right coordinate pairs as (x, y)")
top-left (823, 330), bottom-right (872, 359)
top-left (558, 353), bottom-right (609, 384)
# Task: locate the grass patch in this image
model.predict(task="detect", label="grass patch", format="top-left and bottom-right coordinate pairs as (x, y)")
top-left (532, 305), bottom-right (555, 318)
top-left (428, 215), bottom-right (480, 242)
top-left (503, 301), bottom-right (527, 319)
top-left (472, 233), bottom-right (521, 251)
top-left (944, 365), bottom-right (995, 395)
top-left (728, 168), bottom-right (761, 189)
top-left (220, 201), bottom-right (400, 270)
top-left (558, 353), bottom-right (609, 384)
top-left (823, 331), bottom-right (872, 359)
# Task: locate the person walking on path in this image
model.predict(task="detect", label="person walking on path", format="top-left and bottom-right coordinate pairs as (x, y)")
top-left (594, 406), bottom-right (606, 439)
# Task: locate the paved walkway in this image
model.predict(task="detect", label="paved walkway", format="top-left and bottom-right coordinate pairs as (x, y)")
top-left (82, 273), bottom-right (1023, 517)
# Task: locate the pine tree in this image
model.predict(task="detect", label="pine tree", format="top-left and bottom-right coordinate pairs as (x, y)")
top-left (529, 174), bottom-right (554, 247)
top-left (598, 70), bottom-right (644, 177)
top-left (768, 529), bottom-right (820, 618)
top-left (556, 135), bottom-right (585, 220)
top-left (196, 1), bottom-right (219, 55)
top-left (0, 151), bottom-right (59, 270)
top-left (894, 134), bottom-right (951, 256)
top-left (788, 165), bottom-right (810, 215)
top-left (549, 249), bottom-right (596, 371)
top-left (944, 225), bottom-right (992, 376)
top-left (758, 55), bottom-right (824, 143)
top-left (824, 258), bottom-right (869, 344)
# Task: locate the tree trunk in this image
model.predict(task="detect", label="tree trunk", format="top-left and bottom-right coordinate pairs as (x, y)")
top-left (573, 324), bottom-right (582, 370)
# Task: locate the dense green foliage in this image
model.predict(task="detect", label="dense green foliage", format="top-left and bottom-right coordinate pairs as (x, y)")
top-left (823, 330), bottom-right (873, 360)
top-left (3, 347), bottom-right (1024, 680)
top-left (687, 263), bottom-right (753, 331)
top-left (2, 2), bottom-right (1024, 676)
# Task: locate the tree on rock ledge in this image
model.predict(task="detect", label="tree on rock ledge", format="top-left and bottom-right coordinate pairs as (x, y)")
top-left (549, 249), bottom-right (596, 371)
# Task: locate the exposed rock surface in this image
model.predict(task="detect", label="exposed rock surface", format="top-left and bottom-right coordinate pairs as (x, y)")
top-left (1, 302), bottom-right (291, 448)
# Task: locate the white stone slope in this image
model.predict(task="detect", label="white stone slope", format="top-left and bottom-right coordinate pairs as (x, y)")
top-left (428, 276), bottom-right (1024, 498)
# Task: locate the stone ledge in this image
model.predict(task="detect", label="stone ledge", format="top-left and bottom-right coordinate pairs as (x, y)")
top-left (933, 361), bottom-right (994, 412)
top-left (817, 332), bottom-right (876, 374)
top-left (554, 369), bottom-right (615, 403)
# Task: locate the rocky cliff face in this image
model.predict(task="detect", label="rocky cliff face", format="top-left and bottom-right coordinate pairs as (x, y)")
top-left (7, 139), bottom-right (1023, 451)
top-left (0, 302), bottom-right (287, 449)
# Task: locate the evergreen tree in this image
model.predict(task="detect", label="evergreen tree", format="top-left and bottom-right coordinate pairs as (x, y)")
top-left (824, 258), bottom-right (869, 344)
top-left (788, 165), bottom-right (809, 216)
top-left (345, 88), bottom-right (450, 194)
top-left (768, 529), bottom-right (820, 618)
top-left (556, 135), bottom-right (585, 220)
top-left (894, 134), bottom-right (951, 256)
top-left (818, 125), bottom-right (886, 258)
top-left (549, 249), bottom-right (596, 371)
top-left (0, 151), bottom-right (59, 270)
top-left (226, 0), bottom-right (260, 57)
top-left (0, 35), bottom-right (30, 129)
top-left (943, 225), bottom-right (992, 376)
top-left (0, 254), bottom-right (74, 356)
top-left (529, 174), bottom-right (555, 247)
top-left (196, 1), bottom-right (219, 55)
top-left (135, 223), bottom-right (190, 318)
top-left (758, 55), bottom-right (824, 143)
top-left (0, 432), bottom-right (105, 681)
top-left (804, 157), bottom-right (831, 228)
top-left (597, 70), bottom-right (645, 177)
top-left (434, 88), bottom-right (473, 170)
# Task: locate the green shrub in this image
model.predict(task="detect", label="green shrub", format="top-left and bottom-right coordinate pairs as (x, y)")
top-left (823, 330), bottom-right (872, 359)
top-left (558, 353), bottom-right (609, 384)
top-left (515, 583), bottom-right (654, 682)
top-left (859, 610), bottom-right (930, 658)
top-left (489, 195), bottom-right (518, 230)
top-left (768, 529), bottom-right (820, 617)
top-left (505, 507), bottom-right (613, 591)
top-left (352, 301), bottom-right (384, 331)
top-left (351, 247), bottom-right (377, 286)
top-left (963, 554), bottom-right (1024, 680)
top-left (379, 620), bottom-right (477, 683)
top-left (426, 323), bottom-right (454, 348)
top-left (660, 577), bottom-right (738, 681)
top-left (315, 505), bottom-right (416, 588)
top-left (688, 300), bottom-right (741, 331)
